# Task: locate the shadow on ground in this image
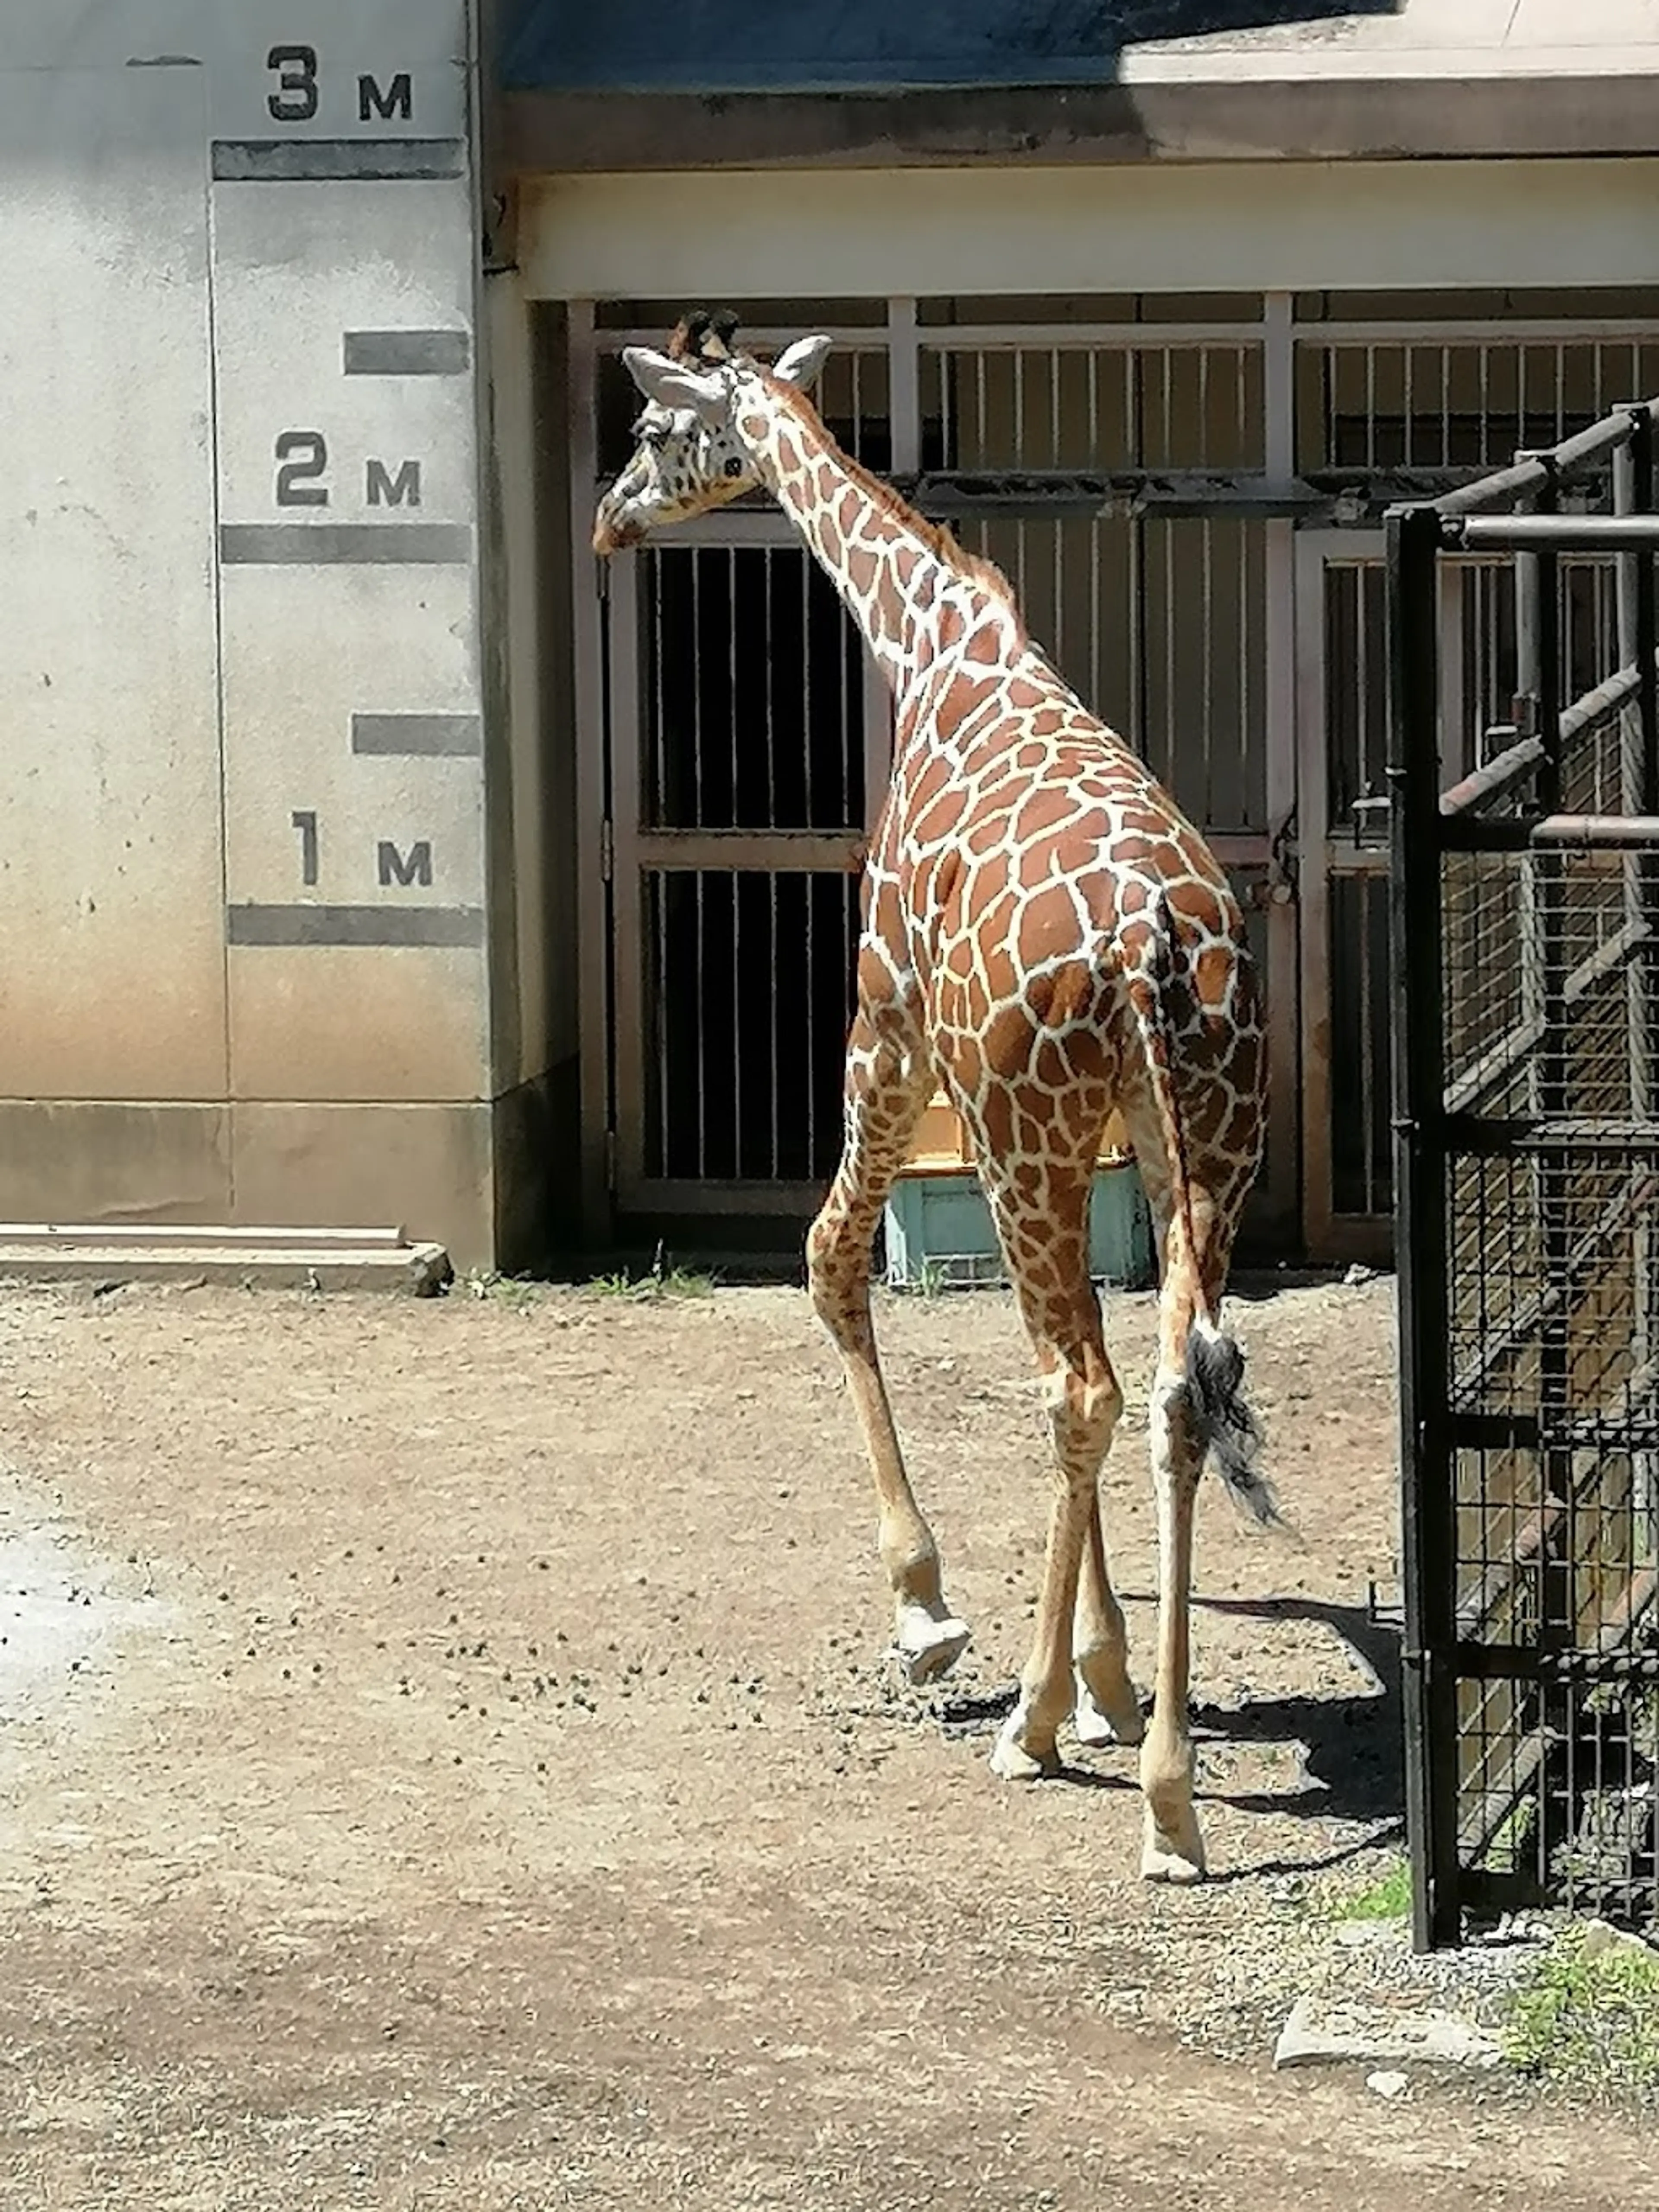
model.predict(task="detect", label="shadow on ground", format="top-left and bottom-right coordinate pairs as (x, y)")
top-left (936, 1591), bottom-right (1403, 1879)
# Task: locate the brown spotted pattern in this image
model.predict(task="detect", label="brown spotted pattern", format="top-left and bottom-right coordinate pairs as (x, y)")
top-left (595, 325), bottom-right (1271, 1885)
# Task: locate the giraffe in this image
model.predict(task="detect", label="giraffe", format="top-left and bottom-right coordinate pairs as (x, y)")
top-left (593, 311), bottom-right (1281, 1883)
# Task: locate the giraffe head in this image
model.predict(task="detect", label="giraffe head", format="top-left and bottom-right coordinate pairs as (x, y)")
top-left (592, 309), bottom-right (832, 556)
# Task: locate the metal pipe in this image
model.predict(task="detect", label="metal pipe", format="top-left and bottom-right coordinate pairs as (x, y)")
top-left (1449, 812), bottom-right (1659, 851)
top-left (1449, 515), bottom-right (1659, 551)
top-left (1388, 502), bottom-right (1461, 1953)
top-left (1440, 735), bottom-right (1548, 818)
top-left (1438, 660), bottom-right (1659, 820)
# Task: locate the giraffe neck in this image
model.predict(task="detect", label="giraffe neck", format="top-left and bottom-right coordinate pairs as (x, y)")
top-left (734, 376), bottom-right (1010, 699)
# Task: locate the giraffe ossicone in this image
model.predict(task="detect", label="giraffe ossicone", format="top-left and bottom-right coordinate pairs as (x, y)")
top-left (594, 311), bottom-right (1282, 1885)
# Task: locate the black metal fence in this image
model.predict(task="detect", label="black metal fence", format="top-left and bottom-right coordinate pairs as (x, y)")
top-left (1390, 404), bottom-right (1659, 1949)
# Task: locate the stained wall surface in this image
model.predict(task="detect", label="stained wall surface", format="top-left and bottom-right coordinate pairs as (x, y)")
top-left (0, 3), bottom-right (559, 1266)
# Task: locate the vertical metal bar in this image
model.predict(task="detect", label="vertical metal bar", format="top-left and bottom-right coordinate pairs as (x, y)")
top-left (1262, 294), bottom-right (1300, 1235)
top-left (1624, 410), bottom-right (1659, 1562)
top-left (1200, 519), bottom-right (1214, 814)
top-left (607, 548), bottom-right (648, 1206)
top-left (1295, 533), bottom-right (1338, 1258)
top-left (769, 869), bottom-right (782, 1180)
top-left (1404, 344), bottom-right (1416, 468)
top-left (690, 551), bottom-right (705, 827)
top-left (1389, 502), bottom-right (1460, 1952)
top-left (1128, 347), bottom-right (1145, 748)
top-left (567, 299), bottom-right (616, 1242)
top-left (888, 296), bottom-right (922, 474)
top-left (1528, 464), bottom-right (1574, 1881)
top-left (1478, 343), bottom-right (1490, 465)
top-left (1440, 344), bottom-right (1451, 468)
top-left (728, 546), bottom-right (739, 828)
top-left (1439, 560), bottom-right (1469, 785)
top-left (763, 553), bottom-right (777, 830)
top-left (1160, 346), bottom-right (1172, 470)
top-left (1087, 329), bottom-right (1102, 710)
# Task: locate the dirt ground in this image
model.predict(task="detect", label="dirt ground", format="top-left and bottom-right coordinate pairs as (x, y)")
top-left (0, 1268), bottom-right (1653, 2210)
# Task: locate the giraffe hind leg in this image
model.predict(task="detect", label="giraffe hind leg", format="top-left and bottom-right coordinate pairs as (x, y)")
top-left (973, 1145), bottom-right (1126, 1782)
top-left (807, 1007), bottom-right (970, 1684)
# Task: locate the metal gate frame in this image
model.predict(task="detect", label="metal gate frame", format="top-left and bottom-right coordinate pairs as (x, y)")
top-left (1391, 400), bottom-right (1659, 1948)
top-left (566, 293), bottom-right (1659, 1254)
top-left (574, 296), bottom-right (1303, 1244)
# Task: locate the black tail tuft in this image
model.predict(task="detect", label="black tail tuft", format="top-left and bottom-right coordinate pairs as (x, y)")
top-left (1184, 1317), bottom-right (1283, 1530)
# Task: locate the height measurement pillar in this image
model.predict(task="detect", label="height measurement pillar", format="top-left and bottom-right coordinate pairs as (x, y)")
top-left (210, 10), bottom-right (488, 1105)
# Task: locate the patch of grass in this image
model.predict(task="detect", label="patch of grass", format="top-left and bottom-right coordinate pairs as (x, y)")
top-left (1503, 1923), bottom-right (1659, 2097)
top-left (1331, 1855), bottom-right (1413, 1923)
top-left (461, 1269), bottom-right (540, 1309)
top-left (586, 1244), bottom-right (717, 1303)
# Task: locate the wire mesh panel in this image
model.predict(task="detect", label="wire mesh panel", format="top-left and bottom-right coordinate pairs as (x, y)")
top-left (1391, 401), bottom-right (1659, 1947)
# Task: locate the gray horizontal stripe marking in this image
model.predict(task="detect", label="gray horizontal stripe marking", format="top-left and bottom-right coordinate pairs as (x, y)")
top-left (221, 523), bottom-right (472, 566)
top-left (352, 713), bottom-right (483, 757)
top-left (345, 329), bottom-right (473, 376)
top-left (228, 904), bottom-right (484, 948)
top-left (212, 138), bottom-right (466, 181)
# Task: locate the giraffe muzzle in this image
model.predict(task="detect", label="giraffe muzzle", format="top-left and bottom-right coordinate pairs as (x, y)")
top-left (592, 501), bottom-right (646, 557)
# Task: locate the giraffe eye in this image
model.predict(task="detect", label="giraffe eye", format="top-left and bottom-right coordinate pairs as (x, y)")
top-left (722, 455), bottom-right (744, 479)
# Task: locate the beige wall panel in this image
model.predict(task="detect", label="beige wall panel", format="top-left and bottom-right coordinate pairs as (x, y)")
top-left (228, 946), bottom-right (488, 1103)
top-left (230, 1100), bottom-right (492, 1262)
top-left (0, 1102), bottom-right (233, 1228)
top-left (521, 160), bottom-right (1659, 303)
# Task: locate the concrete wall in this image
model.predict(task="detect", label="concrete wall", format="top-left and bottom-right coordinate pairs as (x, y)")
top-left (0, 1), bottom-right (562, 1268)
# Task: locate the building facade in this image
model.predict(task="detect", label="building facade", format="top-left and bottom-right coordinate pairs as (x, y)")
top-left (3, 3), bottom-right (1656, 1266)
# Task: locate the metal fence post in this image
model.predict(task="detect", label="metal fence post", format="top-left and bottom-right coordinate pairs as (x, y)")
top-left (1388, 502), bottom-right (1462, 1950)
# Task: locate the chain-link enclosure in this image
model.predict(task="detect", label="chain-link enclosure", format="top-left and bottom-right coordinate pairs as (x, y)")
top-left (1390, 404), bottom-right (1659, 1948)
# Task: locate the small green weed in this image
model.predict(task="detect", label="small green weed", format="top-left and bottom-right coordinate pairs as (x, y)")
top-left (462, 1269), bottom-right (540, 1309)
top-left (587, 1243), bottom-right (717, 1303)
top-left (1331, 1855), bottom-right (1413, 1923)
top-left (1503, 1923), bottom-right (1659, 2097)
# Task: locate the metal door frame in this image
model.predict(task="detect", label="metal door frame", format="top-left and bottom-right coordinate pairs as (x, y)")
top-left (567, 292), bottom-right (1653, 1250)
top-left (605, 514), bottom-right (879, 1215)
top-left (1297, 527), bottom-right (1390, 1261)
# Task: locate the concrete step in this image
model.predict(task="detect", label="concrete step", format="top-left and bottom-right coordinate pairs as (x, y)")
top-left (0, 1225), bottom-right (452, 1295)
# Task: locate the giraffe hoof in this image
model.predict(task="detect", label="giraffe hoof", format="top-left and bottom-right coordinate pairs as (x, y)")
top-left (1140, 1811), bottom-right (1207, 1884)
top-left (893, 1607), bottom-right (971, 1687)
top-left (989, 1710), bottom-right (1062, 1783)
top-left (1072, 1674), bottom-right (1146, 1750)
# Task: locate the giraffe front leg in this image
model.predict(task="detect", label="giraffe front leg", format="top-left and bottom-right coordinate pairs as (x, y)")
top-left (807, 1010), bottom-right (970, 1685)
top-left (1071, 1500), bottom-right (1144, 1750)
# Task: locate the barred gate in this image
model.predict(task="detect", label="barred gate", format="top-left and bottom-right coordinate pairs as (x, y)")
top-left (1391, 403), bottom-right (1659, 1948)
top-left (569, 292), bottom-right (1659, 1258)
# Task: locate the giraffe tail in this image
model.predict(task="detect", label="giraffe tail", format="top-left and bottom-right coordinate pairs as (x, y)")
top-left (1126, 919), bottom-right (1283, 1533)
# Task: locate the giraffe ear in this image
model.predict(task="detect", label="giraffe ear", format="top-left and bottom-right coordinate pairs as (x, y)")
top-left (621, 346), bottom-right (728, 423)
top-left (772, 335), bottom-right (832, 391)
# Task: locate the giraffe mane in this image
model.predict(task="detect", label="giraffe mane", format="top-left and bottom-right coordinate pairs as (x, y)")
top-left (658, 309), bottom-right (1025, 635)
top-left (766, 379), bottom-right (1026, 640)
